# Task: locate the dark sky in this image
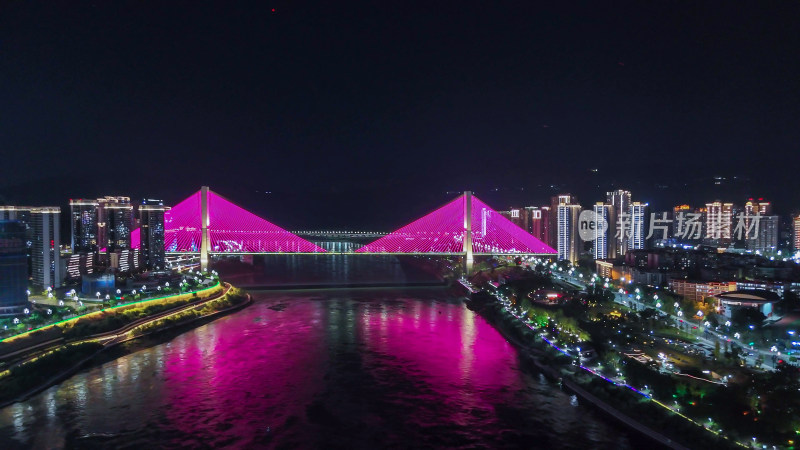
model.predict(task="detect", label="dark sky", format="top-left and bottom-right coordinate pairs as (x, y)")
top-left (1, 1), bottom-right (799, 229)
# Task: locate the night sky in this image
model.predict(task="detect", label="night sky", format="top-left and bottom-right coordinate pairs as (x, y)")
top-left (1, 1), bottom-right (799, 229)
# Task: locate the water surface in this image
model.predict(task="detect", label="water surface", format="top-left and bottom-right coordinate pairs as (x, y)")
top-left (0, 289), bottom-right (637, 449)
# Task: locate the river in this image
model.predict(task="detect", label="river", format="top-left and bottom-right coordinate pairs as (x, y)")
top-left (0, 288), bottom-right (642, 449)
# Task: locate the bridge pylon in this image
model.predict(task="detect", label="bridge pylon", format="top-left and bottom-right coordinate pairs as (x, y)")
top-left (200, 186), bottom-right (210, 271)
top-left (464, 191), bottom-right (473, 274)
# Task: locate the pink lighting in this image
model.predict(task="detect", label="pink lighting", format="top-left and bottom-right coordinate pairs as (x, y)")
top-left (469, 196), bottom-right (556, 254)
top-left (165, 189), bottom-right (325, 253)
top-left (356, 196), bottom-right (468, 253)
top-left (357, 193), bottom-right (556, 254)
top-left (131, 227), bottom-right (140, 249)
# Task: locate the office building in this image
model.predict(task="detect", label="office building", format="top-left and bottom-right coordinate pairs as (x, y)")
top-left (629, 202), bottom-right (648, 251)
top-left (0, 207), bottom-right (32, 232)
top-left (555, 195), bottom-right (581, 263)
top-left (70, 199), bottom-right (99, 253)
top-left (606, 189), bottom-right (632, 255)
top-left (592, 203), bottom-right (612, 259)
top-left (550, 194), bottom-right (577, 250)
top-left (97, 196), bottom-right (133, 251)
top-left (529, 206), bottom-right (551, 245)
top-left (794, 215), bottom-right (800, 251)
top-left (0, 206), bottom-right (63, 288)
top-left (540, 206), bottom-right (552, 247)
top-left (29, 207), bottom-right (61, 288)
top-left (0, 221), bottom-right (29, 315)
top-left (705, 201), bottom-right (734, 246)
top-left (672, 205), bottom-right (691, 240)
top-left (748, 215), bottom-right (779, 253)
top-left (139, 199), bottom-right (170, 270)
top-left (744, 199), bottom-right (772, 216)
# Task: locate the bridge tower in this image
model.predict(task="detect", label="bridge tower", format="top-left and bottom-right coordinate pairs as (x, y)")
top-left (200, 186), bottom-right (210, 271)
top-left (464, 191), bottom-right (473, 274)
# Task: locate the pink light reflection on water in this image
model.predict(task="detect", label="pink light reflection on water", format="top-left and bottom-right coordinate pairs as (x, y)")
top-left (359, 300), bottom-right (521, 410)
top-left (159, 300), bottom-right (329, 447)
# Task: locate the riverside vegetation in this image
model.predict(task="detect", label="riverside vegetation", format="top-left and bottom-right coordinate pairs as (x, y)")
top-left (0, 286), bottom-right (248, 405)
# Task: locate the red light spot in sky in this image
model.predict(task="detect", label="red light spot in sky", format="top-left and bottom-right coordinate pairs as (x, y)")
top-left (272, 8), bottom-right (276, 12)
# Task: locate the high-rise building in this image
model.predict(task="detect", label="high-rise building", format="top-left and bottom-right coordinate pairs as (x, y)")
top-left (139, 199), bottom-right (170, 270)
top-left (538, 206), bottom-right (552, 247)
top-left (0, 206), bottom-right (62, 288)
top-left (629, 202), bottom-right (648, 251)
top-left (606, 190), bottom-right (632, 255)
top-left (748, 215), bottom-right (779, 253)
top-left (550, 194), bottom-right (577, 250)
top-left (29, 207), bottom-right (61, 288)
top-left (98, 196), bottom-right (133, 251)
top-left (794, 215), bottom-right (800, 251)
top-left (555, 195), bottom-right (581, 263)
top-left (70, 199), bottom-right (99, 253)
top-left (745, 199), bottom-right (772, 216)
top-left (705, 201), bottom-right (734, 246)
top-left (592, 203), bottom-right (612, 259)
top-left (0, 221), bottom-right (29, 315)
top-left (527, 206), bottom-right (550, 244)
top-left (0, 207), bottom-right (32, 232)
top-left (672, 205), bottom-right (691, 240)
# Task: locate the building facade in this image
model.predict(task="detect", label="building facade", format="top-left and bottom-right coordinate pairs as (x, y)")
top-left (29, 207), bottom-right (61, 288)
top-left (70, 199), bottom-right (99, 253)
top-left (0, 206), bottom-right (62, 288)
top-left (606, 189), bottom-right (632, 255)
top-left (139, 200), bottom-right (170, 270)
top-left (794, 214), bottom-right (800, 251)
top-left (592, 203), bottom-right (612, 259)
top-left (556, 198), bottom-right (581, 263)
top-left (669, 279), bottom-right (737, 303)
top-left (628, 202), bottom-right (647, 251)
top-left (0, 221), bottom-right (29, 315)
top-left (705, 201), bottom-right (734, 246)
top-left (98, 196), bottom-right (133, 251)
top-left (748, 215), bottom-right (779, 253)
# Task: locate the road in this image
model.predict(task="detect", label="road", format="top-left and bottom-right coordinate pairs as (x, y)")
top-left (553, 273), bottom-right (779, 371)
top-left (1, 283), bottom-right (231, 371)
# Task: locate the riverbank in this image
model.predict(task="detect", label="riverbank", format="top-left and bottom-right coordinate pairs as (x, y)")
top-left (467, 294), bottom-right (738, 450)
top-left (0, 286), bottom-right (251, 408)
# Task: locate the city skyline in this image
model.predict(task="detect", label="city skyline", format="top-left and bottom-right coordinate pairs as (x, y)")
top-left (1, 1), bottom-right (799, 229)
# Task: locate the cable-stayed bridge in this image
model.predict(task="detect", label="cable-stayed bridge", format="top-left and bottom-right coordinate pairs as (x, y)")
top-left (132, 187), bottom-right (556, 270)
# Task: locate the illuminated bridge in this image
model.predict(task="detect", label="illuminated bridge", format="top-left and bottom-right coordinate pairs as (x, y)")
top-left (133, 187), bottom-right (556, 270)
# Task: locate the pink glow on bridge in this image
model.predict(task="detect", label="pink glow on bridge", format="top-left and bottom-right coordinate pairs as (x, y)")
top-left (356, 194), bottom-right (556, 254)
top-left (355, 196), bottom-right (468, 253)
top-left (165, 189), bottom-right (325, 253)
top-left (469, 196), bottom-right (556, 254)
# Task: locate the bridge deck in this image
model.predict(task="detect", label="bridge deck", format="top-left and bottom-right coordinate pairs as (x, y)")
top-left (166, 252), bottom-right (552, 256)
